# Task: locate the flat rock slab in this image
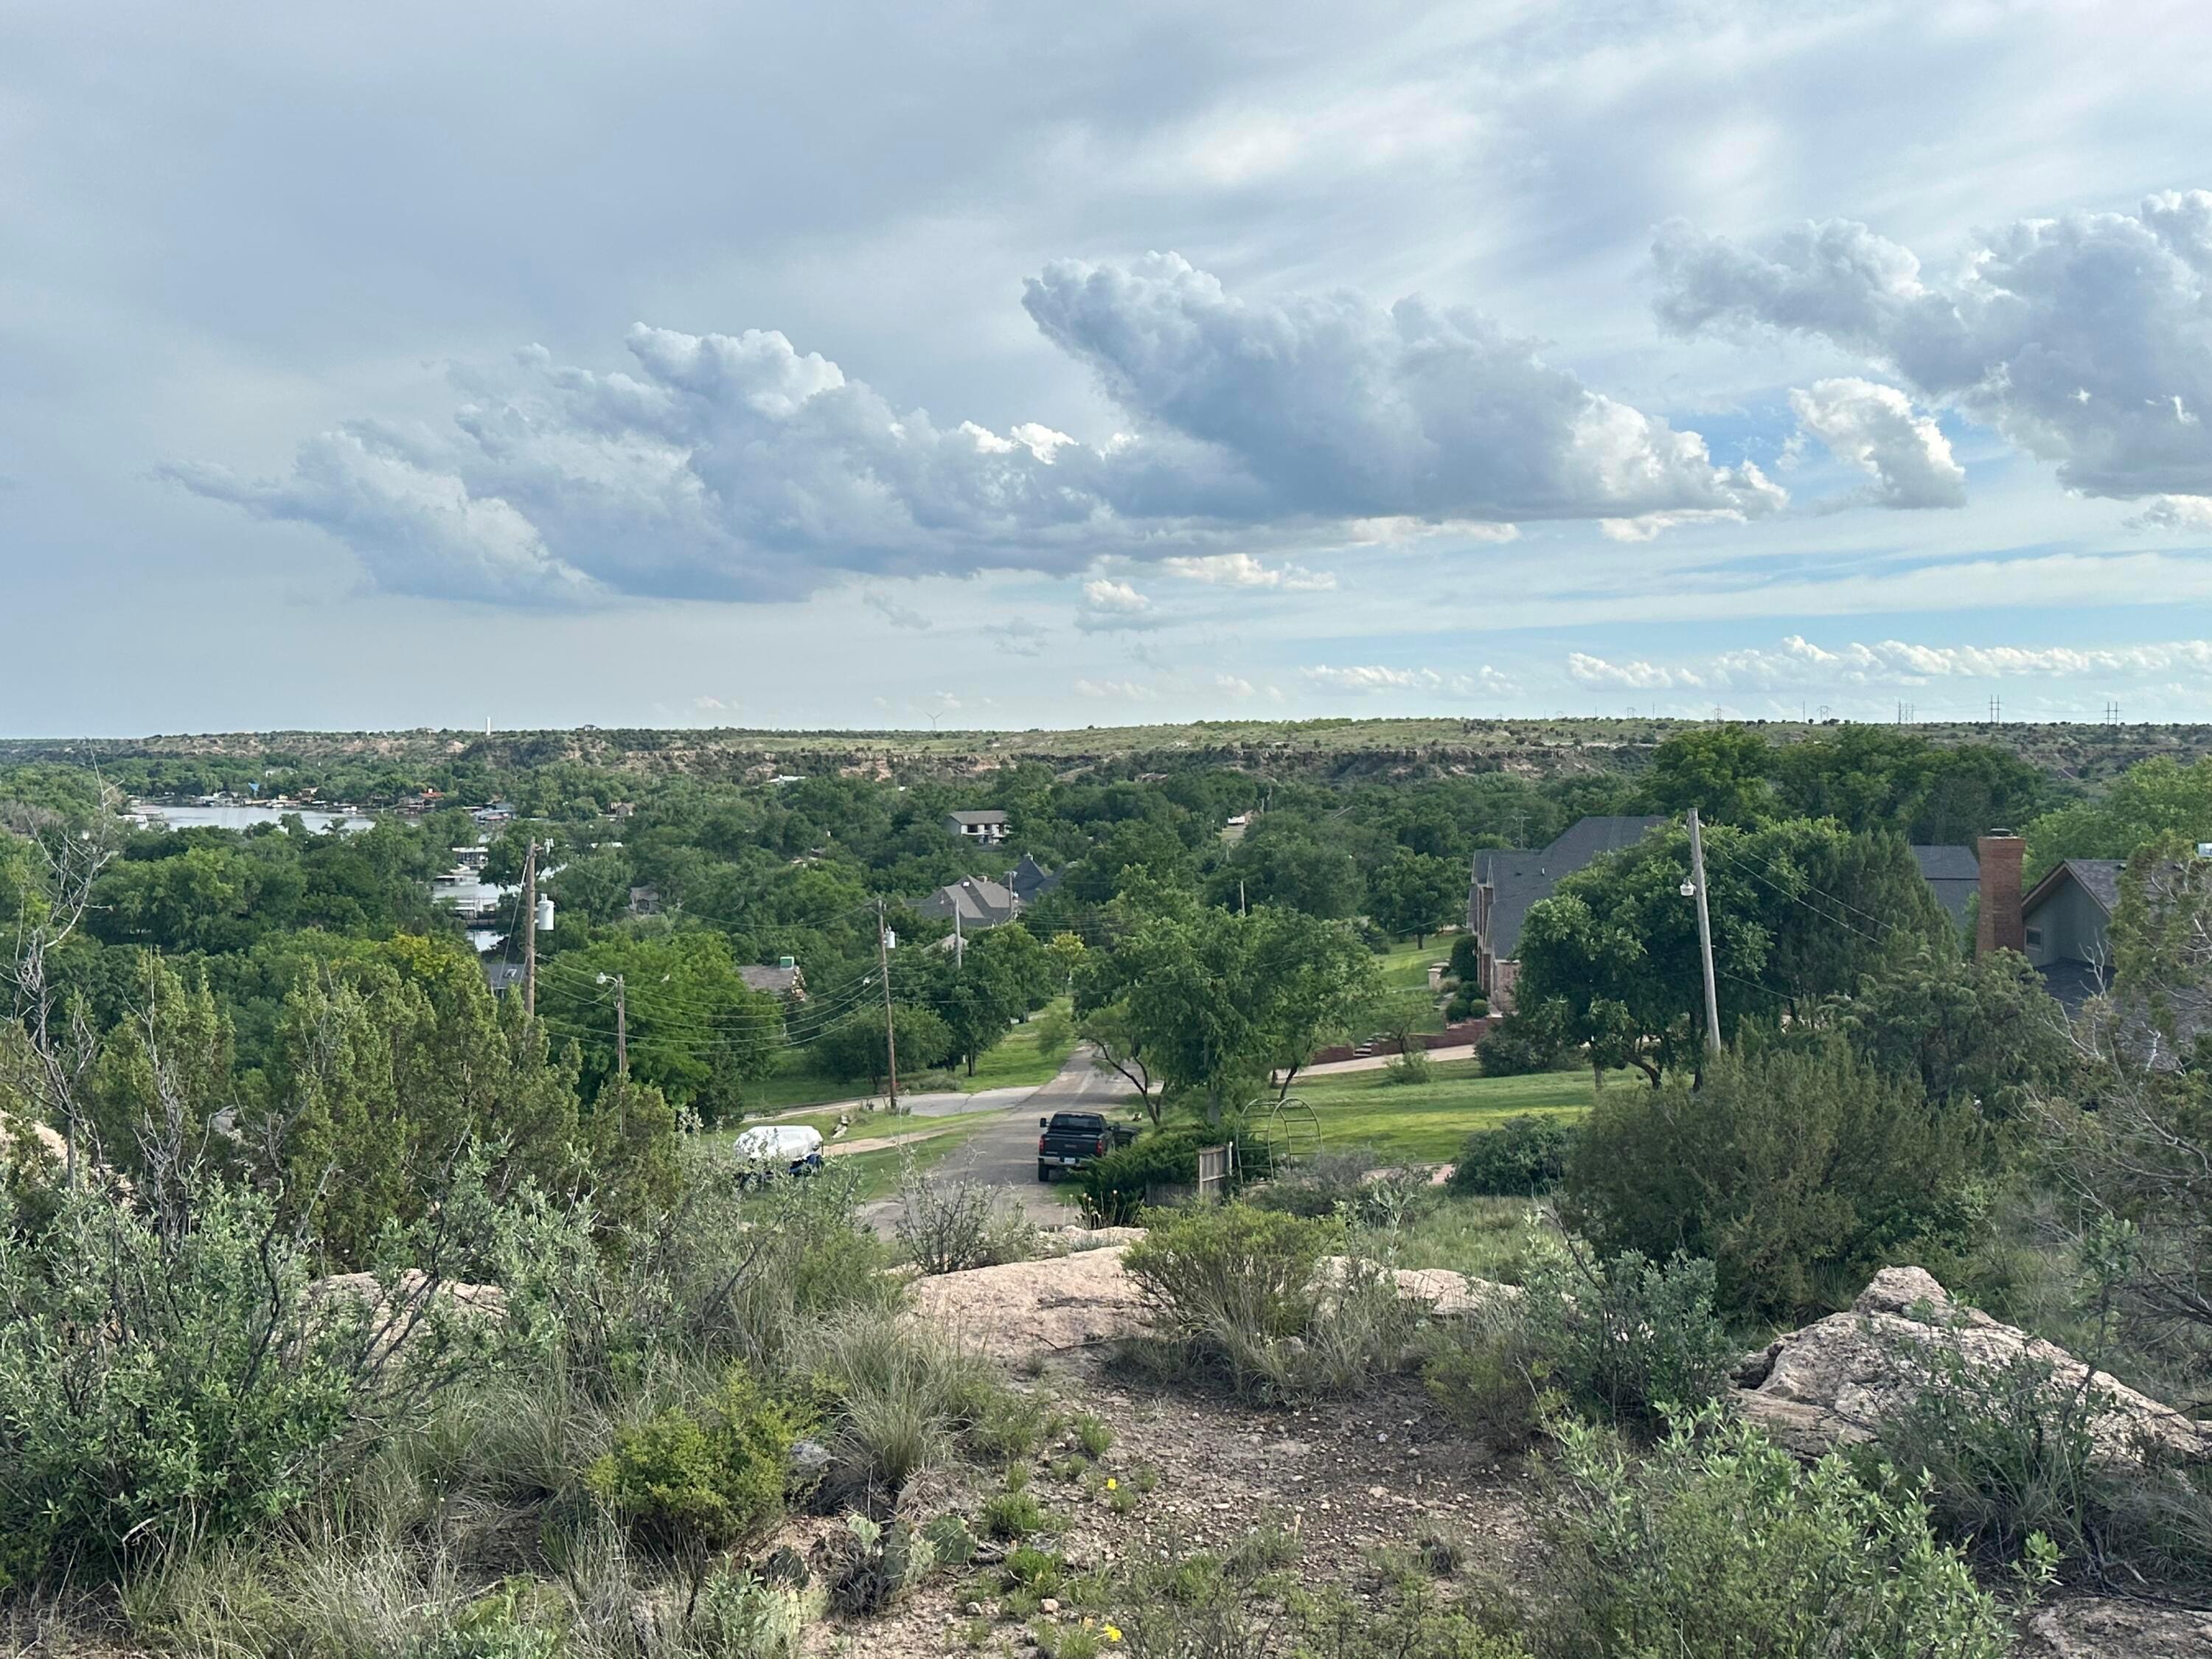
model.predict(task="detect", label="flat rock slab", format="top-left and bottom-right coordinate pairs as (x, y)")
top-left (908, 1245), bottom-right (1147, 1361)
top-left (908, 1243), bottom-right (1512, 1363)
top-left (1734, 1266), bottom-right (2212, 1464)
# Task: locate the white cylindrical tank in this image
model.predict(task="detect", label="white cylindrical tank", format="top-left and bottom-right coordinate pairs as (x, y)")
top-left (535, 897), bottom-right (555, 933)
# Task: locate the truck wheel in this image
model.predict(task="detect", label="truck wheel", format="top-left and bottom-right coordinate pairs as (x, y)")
top-left (1037, 1162), bottom-right (1054, 1183)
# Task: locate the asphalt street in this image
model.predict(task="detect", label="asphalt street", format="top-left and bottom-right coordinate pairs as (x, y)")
top-left (860, 1045), bottom-right (1138, 1234)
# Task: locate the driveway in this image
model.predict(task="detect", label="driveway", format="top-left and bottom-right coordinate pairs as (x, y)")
top-left (858, 1045), bottom-right (1139, 1234)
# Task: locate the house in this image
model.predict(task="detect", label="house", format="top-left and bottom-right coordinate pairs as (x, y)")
top-left (2012, 853), bottom-right (2122, 1009)
top-left (627, 886), bottom-right (661, 917)
top-left (1006, 853), bottom-right (1060, 905)
top-left (944, 809), bottom-right (1010, 845)
top-left (740, 957), bottom-right (807, 1001)
top-left (919, 875), bottom-right (1020, 930)
top-left (484, 961), bottom-right (526, 998)
top-left (1464, 816), bottom-right (1666, 1013)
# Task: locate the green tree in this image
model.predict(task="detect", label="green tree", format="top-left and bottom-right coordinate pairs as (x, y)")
top-left (535, 931), bottom-right (782, 1118)
top-left (1641, 726), bottom-right (1778, 825)
top-left (1366, 849), bottom-right (1461, 945)
top-left (1517, 821), bottom-right (1952, 1085)
top-left (1209, 828), bottom-right (1363, 919)
top-left (85, 953), bottom-right (234, 1198)
top-left (1829, 945), bottom-right (2073, 1118)
top-left (1077, 897), bottom-right (1374, 1121)
top-left (2025, 756), bottom-right (2212, 880)
top-left (1562, 1040), bottom-right (1985, 1321)
top-left (813, 1005), bottom-right (952, 1093)
top-left (925, 922), bottom-right (1057, 1077)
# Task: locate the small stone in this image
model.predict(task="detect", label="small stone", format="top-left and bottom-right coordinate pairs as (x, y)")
top-left (965, 1601), bottom-right (984, 1617)
top-left (1040, 1597), bottom-right (1061, 1616)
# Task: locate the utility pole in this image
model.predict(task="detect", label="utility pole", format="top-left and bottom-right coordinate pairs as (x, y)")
top-left (1238, 879), bottom-right (1247, 917)
top-left (520, 838), bottom-right (538, 1018)
top-left (1686, 807), bottom-right (1722, 1056)
top-left (599, 972), bottom-right (627, 1080)
top-left (953, 900), bottom-right (964, 970)
top-left (877, 897), bottom-right (899, 1111)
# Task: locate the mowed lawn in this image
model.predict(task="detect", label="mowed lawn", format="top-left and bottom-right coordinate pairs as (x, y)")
top-left (1289, 1058), bottom-right (1616, 1164)
top-left (1369, 939), bottom-right (1453, 1034)
top-left (737, 1000), bottom-right (1078, 1115)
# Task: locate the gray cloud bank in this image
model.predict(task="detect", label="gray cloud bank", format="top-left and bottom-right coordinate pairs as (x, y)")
top-left (172, 256), bottom-right (1780, 606)
top-left (1658, 191), bottom-right (2212, 501)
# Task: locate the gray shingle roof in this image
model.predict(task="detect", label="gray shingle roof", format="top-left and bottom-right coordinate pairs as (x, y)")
top-left (740, 964), bottom-right (803, 997)
top-left (946, 810), bottom-right (1009, 827)
top-left (1007, 853), bottom-right (1060, 902)
top-left (1537, 815), bottom-right (1667, 869)
top-left (1479, 817), bottom-right (1667, 961)
top-left (1911, 844), bottom-right (1980, 922)
top-left (920, 876), bottom-right (1019, 927)
top-left (2065, 859), bottom-right (2123, 914)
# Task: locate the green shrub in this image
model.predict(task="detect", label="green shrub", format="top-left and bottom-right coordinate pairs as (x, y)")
top-left (1249, 1146), bottom-right (1430, 1227)
top-left (1424, 1238), bottom-right (1731, 1440)
top-left (800, 1308), bottom-right (1024, 1509)
top-left (1476, 1014), bottom-right (1565, 1077)
top-left (1537, 1410), bottom-right (2015, 1658)
top-left (981, 1489), bottom-right (1066, 1540)
top-left (0, 1178), bottom-right (493, 1588)
top-left (1124, 1202), bottom-right (1338, 1344)
top-left (1868, 1332), bottom-right (2212, 1582)
top-left (1073, 1412), bottom-right (1114, 1459)
top-left (1080, 1127), bottom-right (1211, 1225)
top-left (1385, 1043), bottom-right (1433, 1085)
top-left (588, 1364), bottom-right (804, 1554)
top-left (1561, 1040), bottom-right (1984, 1321)
top-left (1121, 1202), bottom-right (1426, 1401)
top-left (1447, 1117), bottom-right (1579, 1197)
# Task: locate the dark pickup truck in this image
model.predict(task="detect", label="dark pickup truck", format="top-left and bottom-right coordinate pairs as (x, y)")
top-left (1036, 1110), bottom-right (1139, 1182)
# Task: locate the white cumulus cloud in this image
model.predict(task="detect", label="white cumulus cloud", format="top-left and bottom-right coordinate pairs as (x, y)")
top-left (1028, 252), bottom-right (1784, 529)
top-left (1655, 191), bottom-right (2212, 500)
top-left (1568, 635), bottom-right (2212, 692)
top-left (1788, 379), bottom-right (1966, 509)
top-left (2129, 494), bottom-right (2212, 533)
top-left (1075, 577), bottom-right (1160, 633)
top-left (1301, 664), bottom-right (1501, 696)
top-left (1160, 552), bottom-right (1335, 590)
top-left (172, 254), bottom-right (1783, 608)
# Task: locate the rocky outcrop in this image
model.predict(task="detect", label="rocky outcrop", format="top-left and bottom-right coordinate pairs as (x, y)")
top-left (908, 1245), bottom-right (1147, 1361)
top-left (907, 1238), bottom-right (1512, 1363)
top-left (1733, 1267), bottom-right (2212, 1463)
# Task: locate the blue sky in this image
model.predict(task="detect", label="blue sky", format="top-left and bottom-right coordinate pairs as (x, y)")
top-left (5, 0), bottom-right (2212, 733)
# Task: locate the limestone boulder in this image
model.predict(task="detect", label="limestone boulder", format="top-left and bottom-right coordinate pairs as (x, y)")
top-left (1733, 1267), bottom-right (2212, 1464)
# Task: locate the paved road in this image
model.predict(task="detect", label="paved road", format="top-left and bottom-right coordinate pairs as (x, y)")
top-left (859, 1045), bottom-right (1138, 1234)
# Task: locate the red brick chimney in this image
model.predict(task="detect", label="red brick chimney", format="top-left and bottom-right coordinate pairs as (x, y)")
top-left (1977, 834), bottom-right (2025, 956)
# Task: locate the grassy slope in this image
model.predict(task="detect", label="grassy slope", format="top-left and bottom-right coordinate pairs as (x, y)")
top-left (1287, 1057), bottom-right (1609, 1164)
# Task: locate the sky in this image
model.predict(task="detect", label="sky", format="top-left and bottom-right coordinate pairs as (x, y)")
top-left (5, 0), bottom-right (2212, 734)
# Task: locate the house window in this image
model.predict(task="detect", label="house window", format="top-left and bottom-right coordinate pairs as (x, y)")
top-left (2025, 927), bottom-right (2042, 947)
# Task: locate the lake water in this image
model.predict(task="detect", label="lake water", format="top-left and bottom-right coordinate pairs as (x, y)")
top-left (130, 801), bottom-right (375, 835)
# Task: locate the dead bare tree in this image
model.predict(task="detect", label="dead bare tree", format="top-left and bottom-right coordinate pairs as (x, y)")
top-left (1, 801), bottom-right (119, 1189)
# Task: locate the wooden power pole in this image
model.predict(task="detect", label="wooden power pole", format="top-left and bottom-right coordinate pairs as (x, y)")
top-left (877, 897), bottom-right (899, 1110)
top-left (600, 971), bottom-right (627, 1080)
top-left (1686, 807), bottom-right (1722, 1055)
top-left (520, 838), bottom-right (538, 1018)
